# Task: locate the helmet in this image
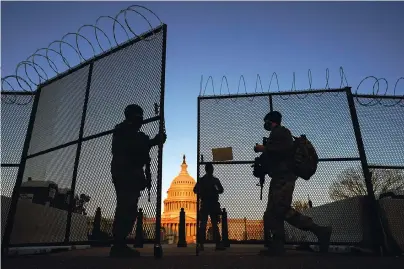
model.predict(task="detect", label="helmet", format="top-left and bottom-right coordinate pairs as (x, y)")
top-left (124, 104), bottom-right (143, 120)
top-left (264, 111), bottom-right (282, 124)
top-left (205, 163), bottom-right (214, 171)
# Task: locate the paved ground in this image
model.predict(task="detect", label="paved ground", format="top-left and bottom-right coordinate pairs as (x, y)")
top-left (2, 244), bottom-right (404, 269)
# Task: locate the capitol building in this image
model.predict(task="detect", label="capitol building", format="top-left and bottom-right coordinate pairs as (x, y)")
top-left (157, 155), bottom-right (264, 244)
top-left (160, 155), bottom-right (198, 243)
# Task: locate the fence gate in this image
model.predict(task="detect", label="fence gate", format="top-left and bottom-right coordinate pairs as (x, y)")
top-left (1, 24), bottom-right (167, 256)
top-left (196, 87), bottom-right (404, 255)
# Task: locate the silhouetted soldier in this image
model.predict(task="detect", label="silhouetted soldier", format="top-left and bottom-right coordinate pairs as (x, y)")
top-left (194, 163), bottom-right (226, 251)
top-left (254, 111), bottom-right (332, 256)
top-left (110, 104), bottom-right (166, 258)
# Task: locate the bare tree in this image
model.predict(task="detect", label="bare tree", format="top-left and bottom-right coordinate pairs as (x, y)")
top-left (292, 200), bottom-right (310, 212)
top-left (73, 193), bottom-right (91, 215)
top-left (329, 167), bottom-right (404, 201)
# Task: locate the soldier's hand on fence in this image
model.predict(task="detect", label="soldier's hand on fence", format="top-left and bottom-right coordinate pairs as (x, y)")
top-left (152, 132), bottom-right (167, 145)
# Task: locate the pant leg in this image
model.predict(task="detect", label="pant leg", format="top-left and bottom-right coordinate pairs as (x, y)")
top-left (112, 180), bottom-right (140, 246)
top-left (265, 174), bottom-right (296, 243)
top-left (198, 207), bottom-right (209, 244)
top-left (209, 209), bottom-right (221, 244)
top-left (285, 208), bottom-right (314, 231)
top-left (266, 174), bottom-right (316, 242)
top-left (263, 211), bottom-right (271, 245)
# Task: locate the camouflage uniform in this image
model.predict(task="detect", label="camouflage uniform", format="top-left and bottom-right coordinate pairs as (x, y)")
top-left (264, 125), bottom-right (330, 252)
top-left (194, 174), bottom-right (224, 247)
top-left (111, 120), bottom-right (156, 247)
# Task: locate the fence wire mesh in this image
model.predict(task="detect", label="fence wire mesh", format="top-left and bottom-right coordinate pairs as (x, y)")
top-left (354, 96), bottom-right (404, 252)
top-left (1, 93), bottom-right (34, 239)
top-left (2, 25), bottom-right (166, 247)
top-left (27, 66), bottom-right (89, 156)
top-left (197, 88), bottom-right (403, 249)
top-left (354, 97), bottom-right (404, 168)
top-left (1, 94), bottom-right (34, 164)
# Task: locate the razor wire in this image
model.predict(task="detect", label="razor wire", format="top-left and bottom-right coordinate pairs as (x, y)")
top-left (199, 67), bottom-right (404, 107)
top-left (355, 76), bottom-right (404, 107)
top-left (1, 4), bottom-right (163, 106)
top-left (199, 67), bottom-right (348, 99)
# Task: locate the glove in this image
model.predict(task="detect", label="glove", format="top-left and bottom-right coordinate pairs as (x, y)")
top-left (153, 132), bottom-right (167, 144)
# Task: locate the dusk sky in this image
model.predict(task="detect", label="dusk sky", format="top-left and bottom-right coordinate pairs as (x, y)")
top-left (2, 1), bottom-right (403, 229)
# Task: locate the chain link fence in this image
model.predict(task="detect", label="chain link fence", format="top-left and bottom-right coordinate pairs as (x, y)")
top-left (197, 88), bottom-right (404, 252)
top-left (354, 95), bottom-right (404, 253)
top-left (1, 93), bottom-right (34, 239)
top-left (1, 25), bottom-right (167, 248)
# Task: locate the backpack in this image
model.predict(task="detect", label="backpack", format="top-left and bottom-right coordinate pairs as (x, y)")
top-left (292, 135), bottom-right (318, 180)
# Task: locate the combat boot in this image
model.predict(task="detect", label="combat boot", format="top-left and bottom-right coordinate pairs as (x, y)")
top-left (198, 243), bottom-right (204, 251)
top-left (312, 225), bottom-right (332, 253)
top-left (109, 245), bottom-right (141, 258)
top-left (259, 240), bottom-right (285, 256)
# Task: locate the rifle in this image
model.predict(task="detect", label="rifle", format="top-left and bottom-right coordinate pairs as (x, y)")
top-left (253, 156), bottom-right (266, 200)
top-left (252, 137), bottom-right (268, 200)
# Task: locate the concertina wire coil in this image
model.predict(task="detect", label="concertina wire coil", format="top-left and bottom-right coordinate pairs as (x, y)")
top-left (199, 68), bottom-right (404, 107)
top-left (1, 4), bottom-right (403, 108)
top-left (1, 4), bottom-right (163, 105)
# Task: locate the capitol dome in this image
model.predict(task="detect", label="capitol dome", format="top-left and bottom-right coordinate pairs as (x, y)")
top-left (161, 155), bottom-right (197, 243)
top-left (170, 155), bottom-right (196, 187)
top-left (162, 155), bottom-right (197, 219)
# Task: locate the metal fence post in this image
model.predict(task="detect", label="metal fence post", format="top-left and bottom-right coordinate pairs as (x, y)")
top-left (154, 24), bottom-right (168, 259)
top-left (64, 63), bottom-right (94, 243)
top-left (221, 208), bottom-right (229, 247)
top-left (177, 208), bottom-right (187, 247)
top-left (1, 88), bottom-right (42, 254)
top-left (345, 87), bottom-right (386, 255)
top-left (196, 97), bottom-right (201, 256)
top-left (90, 207), bottom-right (102, 244)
